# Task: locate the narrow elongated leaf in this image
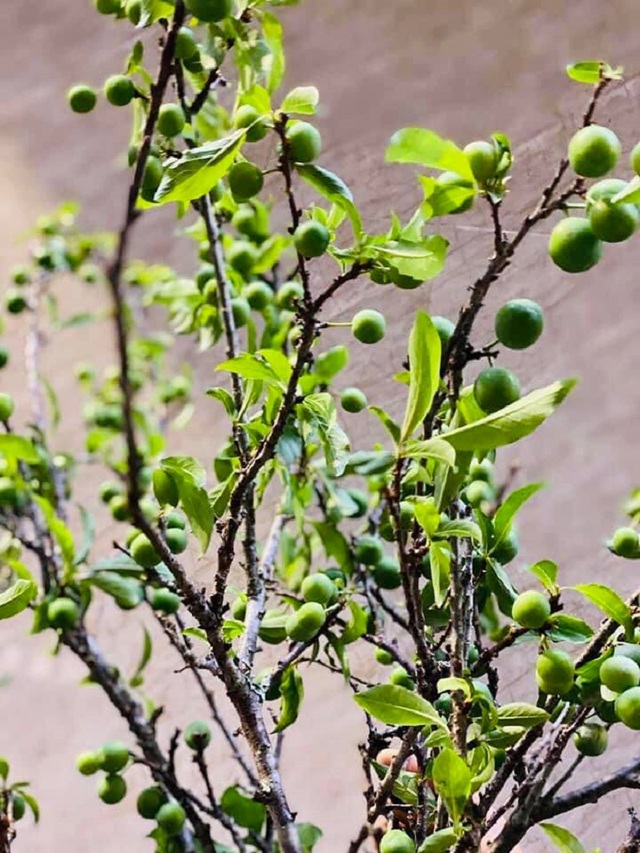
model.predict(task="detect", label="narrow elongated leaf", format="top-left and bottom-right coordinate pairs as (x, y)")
top-left (493, 483), bottom-right (543, 547)
top-left (274, 666), bottom-right (304, 732)
top-left (540, 823), bottom-right (586, 853)
top-left (496, 703), bottom-right (549, 729)
top-left (296, 164), bottom-right (362, 235)
top-left (431, 748), bottom-right (472, 825)
top-left (154, 131), bottom-right (245, 206)
top-left (0, 435), bottom-right (39, 464)
top-left (261, 11), bottom-right (285, 93)
top-left (0, 579), bottom-right (37, 621)
top-left (430, 541), bottom-right (451, 607)
top-left (573, 583), bottom-right (634, 639)
top-left (369, 406), bottom-right (401, 445)
top-left (565, 62), bottom-right (603, 84)
top-left (280, 86), bottom-right (319, 115)
top-left (441, 380), bottom-right (576, 452)
top-left (89, 572), bottom-right (144, 610)
top-left (386, 128), bottom-right (474, 182)
top-left (354, 684), bottom-right (444, 728)
top-left (401, 311), bottom-right (441, 443)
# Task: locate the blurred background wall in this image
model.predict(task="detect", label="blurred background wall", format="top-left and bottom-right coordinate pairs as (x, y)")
top-left (1, 1), bottom-right (640, 850)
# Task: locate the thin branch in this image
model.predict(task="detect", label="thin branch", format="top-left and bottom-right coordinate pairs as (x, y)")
top-left (535, 757), bottom-right (640, 820)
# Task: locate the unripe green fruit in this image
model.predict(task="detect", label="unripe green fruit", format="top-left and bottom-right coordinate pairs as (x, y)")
top-left (156, 801), bottom-right (186, 836)
top-left (373, 556), bottom-right (402, 590)
top-left (245, 281), bottom-right (273, 311)
top-left (98, 774), bottom-right (127, 805)
top-left (95, 0), bottom-right (121, 13)
top-left (375, 647), bottom-right (394, 665)
top-left (165, 528), bottom-right (187, 555)
top-left (11, 265), bottom-right (31, 285)
top-left (92, 404), bottom-right (124, 430)
top-left (345, 488), bottom-right (368, 518)
top-left (11, 794), bottom-right (25, 822)
top-left (99, 480), bottom-right (122, 504)
top-left (100, 741), bottom-right (130, 773)
top-left (104, 75), bottom-right (135, 107)
top-left (548, 217), bottom-right (602, 274)
top-left (589, 199), bottom-right (639, 243)
top-left (234, 105), bottom-right (268, 143)
top-left (464, 479), bottom-right (494, 508)
top-left (511, 590), bottom-right (550, 630)
top-left (184, 720), bottom-right (212, 751)
top-left (493, 528), bottom-right (519, 565)
top-left (568, 124), bottom-right (621, 178)
top-left (0, 345), bottom-right (9, 369)
top-left (157, 104), bottom-right (185, 137)
top-left (0, 393), bottom-right (14, 422)
top-left (464, 140), bottom-right (499, 184)
top-left (126, 0), bottom-right (141, 24)
top-left (231, 595), bottom-right (247, 620)
top-left (275, 280), bottom-right (304, 310)
top-left (131, 534), bottom-right (160, 569)
top-left (380, 829), bottom-right (416, 853)
top-left (536, 649), bottom-right (574, 696)
top-left (6, 289), bottom-right (27, 314)
top-left (141, 156), bottom-right (163, 202)
top-left (612, 527), bottom-right (640, 558)
top-left (293, 221), bottom-right (330, 258)
top-left (195, 264), bottom-right (216, 291)
top-left (68, 84), bottom-right (97, 114)
top-left (435, 170), bottom-right (474, 213)
top-left (615, 686), bottom-right (640, 729)
top-left (573, 722), bottom-right (608, 757)
top-left (175, 27), bottom-right (199, 60)
top-left (600, 656), bottom-right (640, 693)
top-left (469, 458), bottom-right (493, 483)
top-left (228, 241), bottom-right (257, 275)
top-left (474, 367), bottom-right (521, 414)
top-left (301, 573), bottom-right (336, 605)
top-left (631, 142), bottom-right (640, 177)
top-left (47, 597), bottom-right (80, 630)
top-left (232, 206), bottom-right (268, 240)
top-left (228, 162), bottom-right (264, 201)
top-left (495, 299), bottom-right (544, 350)
top-left (153, 469), bottom-right (179, 507)
top-left (432, 315), bottom-right (455, 349)
top-left (285, 602), bottom-right (326, 642)
top-left (184, 0), bottom-right (232, 22)
top-left (151, 588), bottom-right (181, 615)
top-left (231, 297), bottom-right (251, 328)
top-left (341, 387), bottom-right (367, 413)
top-left (355, 535), bottom-right (384, 566)
top-left (286, 121), bottom-right (322, 163)
top-left (137, 786), bottom-right (167, 820)
top-left (389, 666), bottom-right (415, 690)
top-left (165, 511), bottom-right (186, 530)
top-left (352, 309), bottom-right (386, 345)
top-left (0, 478), bottom-right (19, 507)
top-left (76, 751), bottom-right (102, 776)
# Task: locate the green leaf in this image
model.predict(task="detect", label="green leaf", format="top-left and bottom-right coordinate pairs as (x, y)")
top-left (612, 175), bottom-right (640, 205)
top-left (565, 62), bottom-right (602, 84)
top-left (0, 758), bottom-right (8, 780)
top-left (367, 236), bottom-right (448, 282)
top-left (280, 86), bottom-right (319, 115)
top-left (140, 0), bottom-right (174, 26)
top-left (402, 438), bottom-right (456, 468)
top-left (34, 496), bottom-right (75, 573)
top-left (0, 434), bottom-right (40, 464)
top-left (300, 393), bottom-right (350, 476)
top-left (261, 11), bottom-right (285, 93)
top-left (546, 614), bottom-right (593, 644)
top-left (430, 541), bottom-right (451, 608)
top-left (19, 789), bottom-right (40, 823)
top-left (89, 555), bottom-right (141, 576)
top-left (496, 703), bottom-right (549, 729)
top-left (573, 583), bottom-right (634, 640)
top-left (369, 406), bottom-right (401, 445)
top-left (183, 627), bottom-right (208, 644)
top-left (401, 311), bottom-right (441, 444)
top-left (486, 560), bottom-right (518, 616)
top-left (177, 480), bottom-right (214, 552)
top-left (540, 823), bottom-right (587, 853)
top-left (431, 748), bottom-right (472, 825)
top-left (296, 164), bottom-right (362, 236)
top-left (493, 483), bottom-right (543, 548)
top-left (274, 666), bottom-right (304, 732)
top-left (354, 684), bottom-right (444, 728)
top-left (296, 823), bottom-right (323, 852)
top-left (217, 353), bottom-right (282, 385)
top-left (74, 505), bottom-right (95, 566)
top-left (441, 379), bottom-right (576, 452)
top-left (0, 579), bottom-right (37, 621)
top-left (528, 559), bottom-right (559, 593)
top-left (434, 519), bottom-right (481, 542)
top-left (220, 786), bottom-right (265, 833)
top-left (130, 627), bottom-right (153, 688)
top-left (161, 455), bottom-right (206, 487)
top-left (342, 600), bottom-right (368, 645)
top-left (418, 828), bottom-right (459, 853)
top-left (154, 132), bottom-right (245, 206)
top-left (386, 128), bottom-right (474, 182)
top-left (89, 572), bottom-right (144, 609)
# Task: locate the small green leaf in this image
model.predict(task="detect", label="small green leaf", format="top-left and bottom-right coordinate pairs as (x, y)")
top-left (74, 505), bottom-right (95, 566)
top-left (437, 676), bottom-right (471, 698)
top-left (0, 579), bottom-right (37, 621)
top-left (545, 614), bottom-right (593, 644)
top-left (0, 757), bottom-right (8, 779)
top-left (274, 666), bottom-right (304, 733)
top-left (441, 379), bottom-right (576, 452)
top-left (354, 684), bottom-right (444, 728)
top-left (154, 132), bottom-right (245, 206)
top-left (573, 583), bottom-right (634, 640)
top-left (19, 789), bottom-right (40, 823)
top-left (217, 353), bottom-right (282, 385)
top-left (177, 480), bottom-right (214, 552)
top-left (386, 128), bottom-right (474, 182)
top-left (434, 519), bottom-right (481, 542)
top-left (139, 0), bottom-right (174, 26)
top-left (183, 627), bottom-right (208, 644)
top-left (342, 600), bottom-right (368, 645)
top-left (528, 559), bottom-right (559, 593)
top-left (565, 62), bottom-right (603, 84)
top-left (401, 311), bottom-right (441, 444)
top-left (161, 455), bottom-right (206, 487)
top-left (280, 86), bottom-right (319, 115)
top-left (130, 627), bottom-right (153, 687)
top-left (0, 434), bottom-right (40, 464)
top-left (418, 828), bottom-right (459, 853)
top-left (496, 703), bottom-right (549, 729)
top-left (612, 175), bottom-right (640, 205)
top-left (431, 748), bottom-right (472, 825)
top-left (540, 822), bottom-right (587, 853)
top-left (220, 786), bottom-right (265, 833)
top-left (296, 823), bottom-right (323, 852)
top-left (296, 164), bottom-right (362, 236)
top-left (261, 12), bottom-right (285, 93)
top-left (493, 483), bottom-right (543, 548)
top-left (430, 541), bottom-right (451, 608)
top-left (367, 236), bottom-right (448, 282)
top-left (369, 406), bottom-right (401, 445)
top-left (402, 438), bottom-right (456, 468)
top-left (89, 572), bottom-right (144, 610)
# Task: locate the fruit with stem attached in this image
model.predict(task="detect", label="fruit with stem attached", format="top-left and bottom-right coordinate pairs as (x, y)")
top-left (495, 299), bottom-right (544, 350)
top-left (611, 527), bottom-right (640, 558)
top-left (301, 573), bottom-right (336, 606)
top-left (285, 121), bottom-right (322, 163)
top-left (233, 105), bottom-right (268, 143)
top-left (464, 140), bottom-right (498, 184)
top-left (76, 752), bottom-right (102, 776)
top-left (548, 217), bottom-right (602, 273)
top-left (184, 721), bottom-right (212, 750)
top-left (184, 0), bottom-right (232, 22)
top-left (131, 534), bottom-right (159, 569)
top-left (157, 104), bottom-right (185, 138)
top-left (511, 590), bottom-right (551, 630)
top-left (615, 686), bottom-right (640, 729)
top-left (0, 393), bottom-right (14, 422)
top-left (98, 774), bottom-right (127, 804)
top-left (536, 649), bottom-right (574, 695)
top-left (589, 199), bottom-right (638, 243)
top-left (568, 125), bottom-right (621, 178)
top-left (137, 786), bottom-right (167, 820)
top-left (573, 723), bottom-right (608, 757)
top-left (380, 829), bottom-right (416, 853)
top-left (48, 597), bottom-right (80, 630)
top-left (352, 309), bottom-right (386, 344)
top-left (100, 741), bottom-right (129, 773)
top-left (151, 588), bottom-right (181, 615)
top-left (293, 221), bottom-right (330, 258)
top-left (68, 85), bottom-right (97, 114)
top-left (156, 802), bottom-right (186, 836)
top-left (104, 75), bottom-right (135, 107)
top-left (355, 535), bottom-right (384, 566)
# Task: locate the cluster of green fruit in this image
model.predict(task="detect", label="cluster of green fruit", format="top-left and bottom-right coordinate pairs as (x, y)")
top-left (548, 126), bottom-right (640, 273)
top-left (76, 741), bottom-right (130, 805)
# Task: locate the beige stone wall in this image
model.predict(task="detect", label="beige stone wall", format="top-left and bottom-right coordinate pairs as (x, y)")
top-left (2, 1), bottom-right (640, 850)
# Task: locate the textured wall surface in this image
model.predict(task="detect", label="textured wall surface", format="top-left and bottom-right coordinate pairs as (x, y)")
top-left (1, 1), bottom-right (640, 850)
